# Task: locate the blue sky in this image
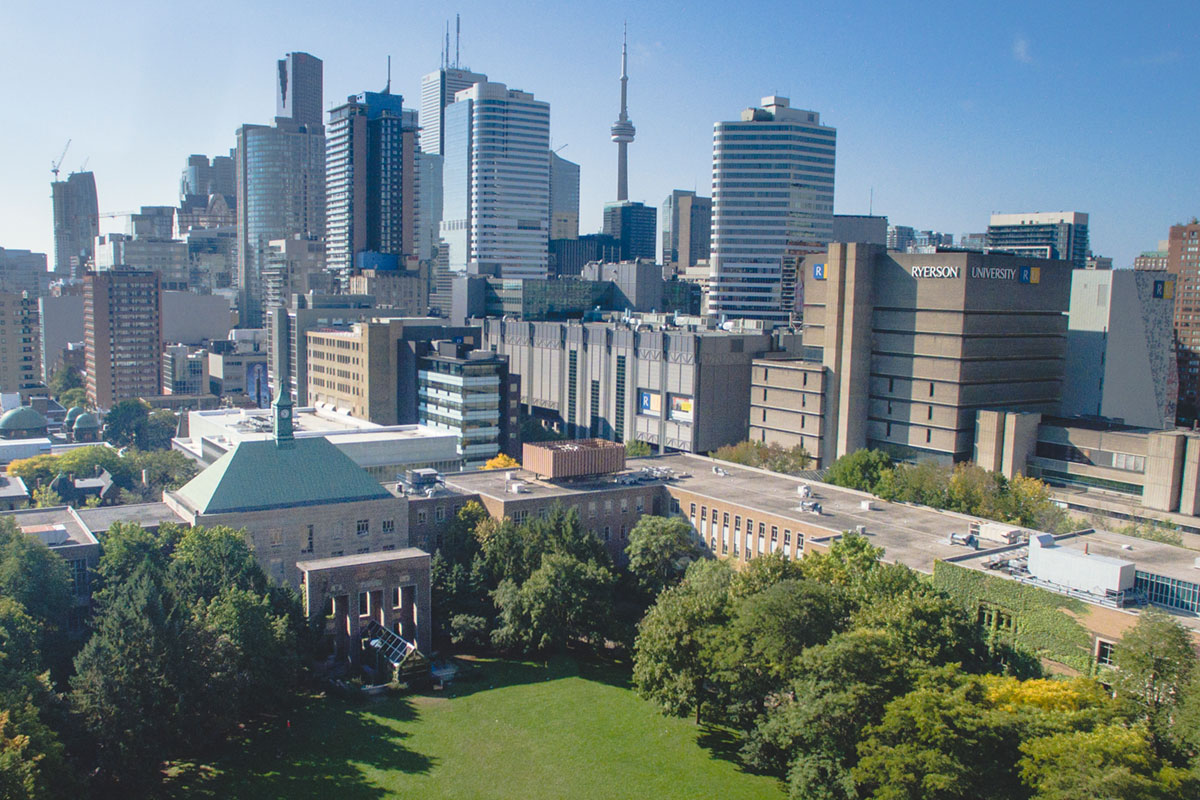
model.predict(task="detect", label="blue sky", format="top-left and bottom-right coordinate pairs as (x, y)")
top-left (2, 0), bottom-right (1196, 267)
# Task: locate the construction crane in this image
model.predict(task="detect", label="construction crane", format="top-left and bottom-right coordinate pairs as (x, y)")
top-left (51, 140), bottom-right (71, 180)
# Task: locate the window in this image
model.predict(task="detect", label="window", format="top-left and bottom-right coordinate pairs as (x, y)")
top-left (722, 512), bottom-right (730, 527)
top-left (356, 519), bottom-right (369, 536)
top-left (359, 592), bottom-right (369, 616)
top-left (929, 382), bottom-right (935, 397)
top-left (784, 530), bottom-right (792, 546)
top-left (926, 429), bottom-right (932, 444)
top-left (623, 498), bottom-right (630, 513)
top-left (269, 528), bottom-right (284, 547)
top-left (69, 559), bottom-right (88, 597)
top-left (514, 510), bottom-right (529, 524)
top-left (436, 506), bottom-right (446, 522)
top-left (588, 502), bottom-right (598, 518)
top-left (1096, 639), bottom-right (1116, 667)
top-left (700, 507), bottom-right (707, 521)
top-left (382, 519), bottom-right (395, 534)
top-left (636, 497), bottom-right (644, 513)
top-left (758, 522), bottom-right (765, 536)
top-left (619, 524), bottom-right (626, 540)
top-left (604, 499), bottom-right (613, 513)
top-left (734, 515), bottom-right (742, 531)
top-left (690, 503), bottom-right (696, 519)
top-left (977, 603), bottom-right (1015, 632)
top-left (771, 526), bottom-right (778, 542)
top-left (302, 525), bottom-right (314, 554)
top-left (417, 510), bottom-right (426, 525)
top-left (604, 526), bottom-right (611, 541)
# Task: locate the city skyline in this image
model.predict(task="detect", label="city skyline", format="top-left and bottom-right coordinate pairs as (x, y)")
top-left (2, 1), bottom-right (1197, 268)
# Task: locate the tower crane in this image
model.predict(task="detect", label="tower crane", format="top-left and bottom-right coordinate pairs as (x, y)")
top-left (51, 140), bottom-right (72, 180)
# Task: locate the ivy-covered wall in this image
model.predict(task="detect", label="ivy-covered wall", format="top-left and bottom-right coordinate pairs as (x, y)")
top-left (932, 561), bottom-right (1096, 674)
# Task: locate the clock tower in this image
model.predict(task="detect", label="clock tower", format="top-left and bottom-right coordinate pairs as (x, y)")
top-left (273, 388), bottom-right (295, 445)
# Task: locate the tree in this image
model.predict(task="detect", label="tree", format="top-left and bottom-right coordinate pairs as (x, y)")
top-left (711, 441), bottom-right (812, 474)
top-left (491, 553), bottom-right (614, 653)
top-left (625, 439), bottom-right (652, 457)
top-left (823, 449), bottom-right (892, 493)
top-left (1018, 725), bottom-right (1194, 800)
top-left (47, 365), bottom-right (82, 399)
top-left (141, 409), bottom-right (178, 451)
top-left (197, 587), bottom-right (298, 711)
top-left (30, 487), bottom-right (63, 509)
top-left (728, 551), bottom-right (806, 600)
top-left (480, 453), bottom-right (520, 471)
top-left (0, 518), bottom-right (71, 634)
top-left (728, 580), bottom-right (852, 682)
top-left (798, 531), bottom-right (884, 591)
top-left (633, 559), bottom-right (734, 723)
top-left (1112, 610), bottom-right (1198, 758)
top-left (624, 515), bottom-right (705, 599)
top-left (57, 387), bottom-right (88, 411)
top-left (102, 400), bottom-right (149, 448)
top-left (0, 705), bottom-right (71, 800)
top-left (853, 672), bottom-right (1024, 800)
top-left (71, 568), bottom-right (198, 792)
top-left (169, 525), bottom-right (266, 606)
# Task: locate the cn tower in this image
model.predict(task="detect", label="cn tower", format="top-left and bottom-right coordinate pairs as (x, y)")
top-left (610, 25), bottom-right (636, 202)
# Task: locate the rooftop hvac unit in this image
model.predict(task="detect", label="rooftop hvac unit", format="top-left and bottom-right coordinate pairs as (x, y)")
top-left (855, 525), bottom-right (866, 535)
top-left (860, 500), bottom-right (873, 511)
top-left (797, 484), bottom-right (812, 498)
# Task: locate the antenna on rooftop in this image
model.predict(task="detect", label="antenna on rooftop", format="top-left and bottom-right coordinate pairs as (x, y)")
top-left (386, 55), bottom-right (391, 93)
top-left (455, 13), bottom-right (461, 69)
top-left (869, 187), bottom-right (874, 216)
top-left (444, 21), bottom-right (450, 69)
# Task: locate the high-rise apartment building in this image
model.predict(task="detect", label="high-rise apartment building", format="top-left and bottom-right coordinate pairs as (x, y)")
top-left (441, 82), bottom-right (550, 280)
top-left (262, 236), bottom-right (328, 311)
top-left (419, 66), bottom-right (487, 157)
top-left (236, 52), bottom-right (326, 328)
top-left (986, 212), bottom-right (1090, 270)
top-left (550, 152), bottom-right (581, 240)
top-left (1134, 244), bottom-right (1169, 271)
top-left (602, 201), bottom-right (656, 262)
top-left (416, 153), bottom-right (443, 262)
top-left (708, 97), bottom-right (836, 322)
top-left (84, 269), bottom-right (163, 409)
top-left (0, 293), bottom-right (42, 392)
top-left (0, 248), bottom-right (49, 297)
top-left (1169, 221), bottom-right (1200, 413)
top-left (325, 89), bottom-right (420, 282)
top-left (94, 234), bottom-right (190, 292)
top-left (267, 293), bottom-right (377, 404)
top-left (661, 190), bottom-right (712, 271)
top-left (51, 171), bottom-right (99, 278)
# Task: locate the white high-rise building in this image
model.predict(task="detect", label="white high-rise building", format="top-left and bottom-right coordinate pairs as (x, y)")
top-left (441, 82), bottom-right (551, 280)
top-left (419, 66), bottom-right (488, 157)
top-left (708, 96), bottom-right (836, 322)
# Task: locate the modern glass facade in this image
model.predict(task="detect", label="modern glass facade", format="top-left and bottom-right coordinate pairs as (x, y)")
top-left (417, 354), bottom-right (504, 467)
top-left (1135, 570), bottom-right (1200, 613)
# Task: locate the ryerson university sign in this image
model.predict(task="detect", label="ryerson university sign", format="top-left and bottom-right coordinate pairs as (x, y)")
top-left (909, 264), bottom-right (1042, 284)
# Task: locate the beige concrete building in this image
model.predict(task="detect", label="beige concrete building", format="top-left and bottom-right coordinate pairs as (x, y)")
top-left (84, 269), bottom-right (163, 410)
top-left (750, 244), bottom-right (1072, 466)
top-left (305, 318), bottom-right (480, 425)
top-left (348, 266), bottom-right (428, 314)
top-left (0, 292), bottom-right (42, 392)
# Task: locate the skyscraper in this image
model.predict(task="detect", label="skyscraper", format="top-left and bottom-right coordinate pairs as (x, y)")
top-left (708, 97), bottom-right (836, 322)
top-left (51, 171), bottom-right (99, 278)
top-left (609, 28), bottom-right (636, 202)
top-left (441, 81), bottom-right (550, 280)
top-left (661, 190), bottom-right (712, 271)
top-left (986, 212), bottom-right (1090, 270)
top-left (602, 201), bottom-right (656, 261)
top-left (84, 269), bottom-right (163, 409)
top-left (276, 52), bottom-right (324, 129)
top-left (181, 152), bottom-right (236, 199)
top-left (419, 66), bottom-right (487, 157)
top-left (236, 52), bottom-right (326, 328)
top-left (550, 151), bottom-right (580, 240)
top-left (325, 88), bottom-right (420, 281)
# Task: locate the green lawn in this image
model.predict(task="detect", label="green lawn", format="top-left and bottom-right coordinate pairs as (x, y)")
top-left (167, 656), bottom-right (784, 800)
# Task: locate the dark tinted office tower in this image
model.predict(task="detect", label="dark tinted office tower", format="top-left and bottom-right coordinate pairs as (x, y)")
top-left (986, 212), bottom-right (1089, 270)
top-left (276, 52), bottom-right (323, 128)
top-left (237, 53), bottom-right (326, 328)
top-left (51, 171), bottom-right (99, 278)
top-left (326, 89), bottom-right (419, 281)
top-left (181, 153), bottom-right (235, 199)
top-left (661, 190), bottom-right (711, 270)
top-left (602, 201), bottom-right (656, 261)
top-left (550, 234), bottom-right (621, 277)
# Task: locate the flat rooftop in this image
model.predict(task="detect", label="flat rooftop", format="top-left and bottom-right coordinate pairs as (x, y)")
top-left (297, 548), bottom-right (429, 572)
top-left (446, 453), bottom-right (990, 574)
top-left (75, 502), bottom-right (184, 535)
top-left (4, 506), bottom-right (97, 547)
top-left (190, 406), bottom-right (454, 438)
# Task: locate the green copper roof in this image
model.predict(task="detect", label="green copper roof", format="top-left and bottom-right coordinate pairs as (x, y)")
top-left (174, 437), bottom-right (392, 515)
top-left (0, 406), bottom-right (47, 431)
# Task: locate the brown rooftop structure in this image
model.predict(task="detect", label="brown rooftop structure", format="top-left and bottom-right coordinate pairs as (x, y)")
top-left (522, 439), bottom-right (626, 480)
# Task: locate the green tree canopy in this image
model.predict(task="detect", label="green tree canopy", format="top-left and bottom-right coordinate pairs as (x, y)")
top-left (823, 449), bottom-right (893, 492)
top-left (624, 515), bottom-right (706, 599)
top-left (1112, 610), bottom-right (1198, 758)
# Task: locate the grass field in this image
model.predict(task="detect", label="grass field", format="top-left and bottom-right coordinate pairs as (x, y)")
top-left (166, 655), bottom-right (784, 799)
